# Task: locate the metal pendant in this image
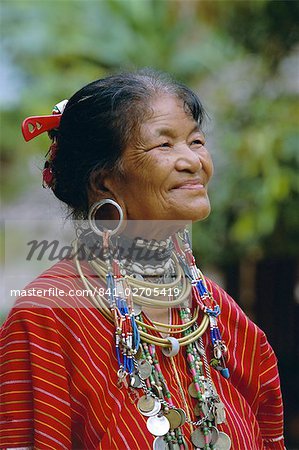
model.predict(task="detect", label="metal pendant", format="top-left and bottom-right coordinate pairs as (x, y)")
top-left (201, 402), bottom-right (214, 421)
top-left (214, 431), bottom-right (231, 450)
top-left (188, 382), bottom-right (198, 398)
top-left (137, 395), bottom-right (155, 413)
top-left (191, 428), bottom-right (211, 447)
top-left (153, 436), bottom-right (167, 450)
top-left (132, 374), bottom-right (143, 388)
top-left (203, 379), bottom-right (213, 398)
top-left (194, 402), bottom-right (201, 416)
top-left (176, 408), bottom-right (186, 427)
top-left (210, 425), bottom-right (220, 445)
top-left (214, 344), bottom-right (223, 360)
top-left (214, 401), bottom-right (226, 425)
top-left (162, 337), bottom-right (180, 357)
top-left (147, 415), bottom-right (170, 436)
top-left (138, 359), bottom-right (152, 379)
top-left (140, 399), bottom-right (162, 417)
top-left (165, 409), bottom-right (182, 429)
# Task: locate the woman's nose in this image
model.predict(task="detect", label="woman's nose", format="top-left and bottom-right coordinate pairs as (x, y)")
top-left (174, 144), bottom-right (203, 173)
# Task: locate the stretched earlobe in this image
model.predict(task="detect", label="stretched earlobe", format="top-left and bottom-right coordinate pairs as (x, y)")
top-left (88, 170), bottom-right (127, 221)
top-left (88, 200), bottom-right (125, 236)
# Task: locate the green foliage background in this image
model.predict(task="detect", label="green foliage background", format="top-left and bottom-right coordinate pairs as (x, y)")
top-left (1, 1), bottom-right (299, 445)
top-left (1, 0), bottom-right (299, 267)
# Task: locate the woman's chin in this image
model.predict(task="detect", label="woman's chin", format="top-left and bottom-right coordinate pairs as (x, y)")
top-left (175, 200), bottom-right (211, 223)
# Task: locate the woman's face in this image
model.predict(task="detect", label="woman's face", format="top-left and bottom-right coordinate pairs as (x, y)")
top-left (105, 94), bottom-right (214, 223)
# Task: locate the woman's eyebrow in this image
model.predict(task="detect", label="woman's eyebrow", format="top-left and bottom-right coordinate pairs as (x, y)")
top-left (152, 127), bottom-right (176, 138)
top-left (153, 124), bottom-right (200, 138)
top-left (189, 124), bottom-right (201, 134)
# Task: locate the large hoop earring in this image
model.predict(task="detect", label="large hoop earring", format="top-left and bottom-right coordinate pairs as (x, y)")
top-left (88, 199), bottom-right (124, 237)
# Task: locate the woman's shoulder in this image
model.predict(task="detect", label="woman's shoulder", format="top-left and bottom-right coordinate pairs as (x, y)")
top-left (205, 277), bottom-right (248, 315)
top-left (11, 258), bottom-right (92, 311)
top-left (1, 258), bottom-right (111, 340)
top-left (29, 258), bottom-right (79, 285)
top-left (205, 276), bottom-right (265, 339)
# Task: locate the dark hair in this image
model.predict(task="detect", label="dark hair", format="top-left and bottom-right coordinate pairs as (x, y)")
top-left (52, 68), bottom-right (206, 218)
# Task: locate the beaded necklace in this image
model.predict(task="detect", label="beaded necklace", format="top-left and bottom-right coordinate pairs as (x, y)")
top-left (74, 230), bottom-right (231, 449)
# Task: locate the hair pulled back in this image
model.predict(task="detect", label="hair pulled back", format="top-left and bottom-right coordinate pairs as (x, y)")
top-left (51, 68), bottom-right (206, 218)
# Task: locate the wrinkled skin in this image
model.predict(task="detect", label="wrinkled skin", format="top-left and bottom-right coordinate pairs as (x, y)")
top-left (90, 94), bottom-right (214, 323)
top-left (101, 94), bottom-right (214, 227)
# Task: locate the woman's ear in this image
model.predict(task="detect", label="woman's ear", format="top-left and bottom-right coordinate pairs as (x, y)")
top-left (88, 168), bottom-right (127, 221)
top-left (88, 168), bottom-right (111, 205)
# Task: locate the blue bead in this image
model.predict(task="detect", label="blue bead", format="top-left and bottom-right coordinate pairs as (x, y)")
top-left (220, 368), bottom-right (230, 379)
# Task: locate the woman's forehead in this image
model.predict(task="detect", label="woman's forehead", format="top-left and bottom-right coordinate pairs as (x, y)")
top-left (140, 106), bottom-right (200, 138)
top-left (146, 94), bottom-right (186, 117)
top-left (140, 97), bottom-right (198, 137)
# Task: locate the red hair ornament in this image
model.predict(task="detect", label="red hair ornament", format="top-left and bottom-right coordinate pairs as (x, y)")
top-left (22, 114), bottom-right (62, 142)
top-left (21, 99), bottom-right (68, 141)
top-left (21, 100), bottom-right (68, 188)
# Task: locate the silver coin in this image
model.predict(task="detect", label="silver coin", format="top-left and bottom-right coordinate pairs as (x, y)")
top-left (210, 426), bottom-right (219, 445)
top-left (191, 428), bottom-right (211, 447)
top-left (203, 379), bottom-right (213, 398)
top-left (147, 415), bottom-right (170, 436)
top-left (214, 401), bottom-right (226, 425)
top-left (188, 382), bottom-right (198, 398)
top-left (165, 409), bottom-right (181, 429)
top-left (141, 400), bottom-right (162, 417)
top-left (176, 408), bottom-right (186, 427)
top-left (201, 402), bottom-right (214, 421)
top-left (138, 359), bottom-right (152, 379)
top-left (137, 395), bottom-right (155, 413)
top-left (214, 431), bottom-right (231, 450)
top-left (153, 436), bottom-right (167, 450)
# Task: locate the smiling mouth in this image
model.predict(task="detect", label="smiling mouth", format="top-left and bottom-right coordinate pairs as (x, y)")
top-left (173, 179), bottom-right (206, 190)
top-left (176, 183), bottom-right (204, 190)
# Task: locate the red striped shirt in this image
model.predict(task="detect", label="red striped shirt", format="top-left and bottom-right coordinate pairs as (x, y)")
top-left (1, 259), bottom-right (285, 449)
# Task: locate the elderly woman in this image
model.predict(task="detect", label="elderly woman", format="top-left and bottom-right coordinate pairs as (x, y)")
top-left (1, 70), bottom-right (284, 450)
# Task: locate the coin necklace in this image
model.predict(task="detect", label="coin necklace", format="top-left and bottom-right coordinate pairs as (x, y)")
top-left (173, 231), bottom-right (230, 379)
top-left (133, 312), bottom-right (231, 449)
top-left (135, 318), bottom-right (189, 449)
top-left (74, 232), bottom-right (231, 448)
top-left (73, 236), bottom-right (210, 374)
top-left (132, 231), bottom-right (231, 449)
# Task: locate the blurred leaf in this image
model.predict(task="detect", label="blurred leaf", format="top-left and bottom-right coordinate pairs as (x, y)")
top-left (1, 0), bottom-right (299, 263)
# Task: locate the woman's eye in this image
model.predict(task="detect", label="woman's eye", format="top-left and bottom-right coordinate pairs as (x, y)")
top-left (159, 142), bottom-right (171, 148)
top-left (191, 139), bottom-right (204, 146)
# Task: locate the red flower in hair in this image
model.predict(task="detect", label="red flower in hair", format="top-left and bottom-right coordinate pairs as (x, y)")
top-left (49, 142), bottom-right (58, 160)
top-left (42, 161), bottom-right (54, 188)
top-left (42, 141), bottom-right (58, 188)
